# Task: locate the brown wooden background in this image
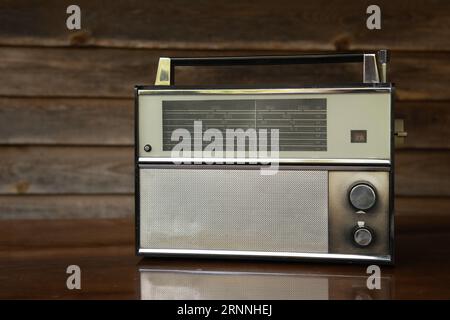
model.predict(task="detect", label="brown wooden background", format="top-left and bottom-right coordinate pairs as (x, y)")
top-left (0, 0), bottom-right (449, 220)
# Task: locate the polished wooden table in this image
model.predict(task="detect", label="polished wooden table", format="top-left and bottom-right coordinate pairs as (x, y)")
top-left (0, 216), bottom-right (449, 299)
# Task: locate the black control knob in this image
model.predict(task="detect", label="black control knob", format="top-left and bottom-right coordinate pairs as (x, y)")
top-left (144, 144), bottom-right (152, 152)
top-left (349, 183), bottom-right (377, 211)
top-left (353, 227), bottom-right (373, 247)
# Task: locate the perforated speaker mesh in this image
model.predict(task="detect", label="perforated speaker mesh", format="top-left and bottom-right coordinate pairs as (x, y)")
top-left (139, 168), bottom-right (328, 253)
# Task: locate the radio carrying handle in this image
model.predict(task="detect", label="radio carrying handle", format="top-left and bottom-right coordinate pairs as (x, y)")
top-left (154, 50), bottom-right (389, 86)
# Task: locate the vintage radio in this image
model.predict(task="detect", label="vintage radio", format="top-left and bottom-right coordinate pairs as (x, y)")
top-left (135, 51), bottom-right (406, 264)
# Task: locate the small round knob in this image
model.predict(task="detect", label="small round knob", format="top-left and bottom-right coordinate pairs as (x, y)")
top-left (144, 144), bottom-right (152, 152)
top-left (349, 183), bottom-right (377, 211)
top-left (353, 227), bottom-right (373, 247)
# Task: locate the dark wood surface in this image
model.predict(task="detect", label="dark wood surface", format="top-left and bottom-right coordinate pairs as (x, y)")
top-left (0, 216), bottom-right (449, 299)
top-left (0, 48), bottom-right (449, 100)
top-left (0, 1), bottom-right (449, 220)
top-left (1, 0), bottom-right (448, 51)
top-left (0, 195), bottom-right (449, 221)
top-left (0, 98), bottom-right (448, 149)
top-left (0, 147), bottom-right (448, 196)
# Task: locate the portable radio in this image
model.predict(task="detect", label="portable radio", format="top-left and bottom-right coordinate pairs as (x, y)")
top-left (135, 51), bottom-right (405, 264)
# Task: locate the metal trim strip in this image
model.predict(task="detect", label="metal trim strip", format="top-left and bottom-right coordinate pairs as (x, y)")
top-left (138, 157), bottom-right (391, 165)
top-left (138, 87), bottom-right (392, 95)
top-left (138, 248), bottom-right (391, 262)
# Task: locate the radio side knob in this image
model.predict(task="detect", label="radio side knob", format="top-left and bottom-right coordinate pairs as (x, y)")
top-left (353, 227), bottom-right (373, 247)
top-left (349, 183), bottom-right (377, 211)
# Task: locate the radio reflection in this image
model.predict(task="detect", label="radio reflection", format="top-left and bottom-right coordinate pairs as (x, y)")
top-left (139, 259), bottom-right (392, 300)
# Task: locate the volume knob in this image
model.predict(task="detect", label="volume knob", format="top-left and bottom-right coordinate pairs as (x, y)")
top-left (349, 184), bottom-right (377, 211)
top-left (353, 227), bottom-right (373, 247)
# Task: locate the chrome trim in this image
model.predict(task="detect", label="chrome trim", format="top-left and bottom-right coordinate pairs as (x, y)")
top-left (154, 57), bottom-right (171, 86)
top-left (138, 248), bottom-right (391, 262)
top-left (138, 157), bottom-right (391, 165)
top-left (377, 50), bottom-right (389, 83)
top-left (363, 53), bottom-right (380, 83)
top-left (138, 87), bottom-right (392, 96)
top-left (139, 268), bottom-right (370, 278)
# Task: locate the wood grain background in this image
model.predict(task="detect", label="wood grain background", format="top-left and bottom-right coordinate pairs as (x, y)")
top-left (0, 0), bottom-right (449, 219)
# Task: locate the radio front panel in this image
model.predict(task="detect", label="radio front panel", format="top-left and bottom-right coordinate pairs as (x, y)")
top-left (137, 166), bottom-right (391, 263)
top-left (137, 89), bottom-right (392, 163)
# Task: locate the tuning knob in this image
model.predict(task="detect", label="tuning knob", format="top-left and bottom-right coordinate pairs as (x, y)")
top-left (349, 183), bottom-right (377, 211)
top-left (353, 226), bottom-right (373, 247)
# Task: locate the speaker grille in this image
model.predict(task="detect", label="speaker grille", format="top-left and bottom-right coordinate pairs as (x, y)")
top-left (139, 168), bottom-right (328, 253)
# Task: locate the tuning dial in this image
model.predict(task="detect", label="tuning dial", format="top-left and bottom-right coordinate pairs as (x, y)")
top-left (349, 183), bottom-right (377, 211)
top-left (353, 227), bottom-right (373, 247)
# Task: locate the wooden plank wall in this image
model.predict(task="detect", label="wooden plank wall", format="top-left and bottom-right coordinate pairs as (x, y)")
top-left (0, 0), bottom-right (449, 219)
